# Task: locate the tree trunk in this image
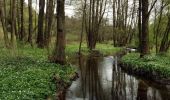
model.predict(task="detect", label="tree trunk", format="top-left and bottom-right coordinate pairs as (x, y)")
top-left (11, 0), bottom-right (16, 47)
top-left (28, 0), bottom-right (33, 46)
top-left (37, 0), bottom-right (45, 48)
top-left (140, 0), bottom-right (149, 57)
top-left (79, 0), bottom-right (86, 54)
top-left (138, 0), bottom-right (142, 52)
top-left (44, 0), bottom-right (54, 48)
top-left (0, 0), bottom-right (9, 48)
top-left (52, 0), bottom-right (66, 65)
top-left (86, 0), bottom-right (107, 50)
top-left (20, 0), bottom-right (25, 41)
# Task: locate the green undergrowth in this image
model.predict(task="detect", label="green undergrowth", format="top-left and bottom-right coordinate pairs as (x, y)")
top-left (121, 53), bottom-right (170, 78)
top-left (0, 42), bottom-right (121, 99)
top-left (0, 46), bottom-right (76, 99)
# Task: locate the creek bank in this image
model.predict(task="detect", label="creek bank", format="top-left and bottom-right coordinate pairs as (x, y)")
top-left (119, 53), bottom-right (170, 85)
top-left (51, 72), bottom-right (79, 100)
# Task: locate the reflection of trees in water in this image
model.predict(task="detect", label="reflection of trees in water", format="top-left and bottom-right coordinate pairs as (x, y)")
top-left (139, 80), bottom-right (170, 100)
top-left (79, 56), bottom-right (106, 100)
top-left (75, 56), bottom-right (170, 100)
top-left (111, 57), bottom-right (169, 100)
top-left (137, 81), bottom-right (148, 100)
top-left (112, 56), bottom-right (138, 100)
top-left (136, 80), bottom-right (163, 100)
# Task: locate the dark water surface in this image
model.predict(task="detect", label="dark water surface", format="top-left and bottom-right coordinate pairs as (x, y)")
top-left (65, 56), bottom-right (170, 100)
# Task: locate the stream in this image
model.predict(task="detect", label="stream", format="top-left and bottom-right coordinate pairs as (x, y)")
top-left (65, 56), bottom-right (170, 100)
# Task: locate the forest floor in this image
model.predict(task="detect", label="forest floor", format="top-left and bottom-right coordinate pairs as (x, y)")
top-left (120, 53), bottom-right (170, 84)
top-left (0, 42), bottom-right (121, 99)
top-left (0, 46), bottom-right (76, 99)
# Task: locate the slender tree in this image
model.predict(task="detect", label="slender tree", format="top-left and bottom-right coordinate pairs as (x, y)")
top-left (28, 0), bottom-right (33, 46)
top-left (11, 0), bottom-right (16, 47)
top-left (138, 0), bottom-right (142, 52)
top-left (79, 0), bottom-right (87, 54)
top-left (20, 0), bottom-right (25, 41)
top-left (44, 0), bottom-right (54, 47)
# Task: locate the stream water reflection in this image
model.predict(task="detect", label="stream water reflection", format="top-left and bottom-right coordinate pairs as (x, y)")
top-left (65, 56), bottom-right (170, 100)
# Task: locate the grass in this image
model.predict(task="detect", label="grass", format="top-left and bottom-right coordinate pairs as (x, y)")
top-left (121, 53), bottom-right (170, 78)
top-left (0, 46), bottom-right (76, 99)
top-left (66, 42), bottom-right (121, 56)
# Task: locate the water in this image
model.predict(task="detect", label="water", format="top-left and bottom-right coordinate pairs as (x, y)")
top-left (65, 56), bottom-right (170, 100)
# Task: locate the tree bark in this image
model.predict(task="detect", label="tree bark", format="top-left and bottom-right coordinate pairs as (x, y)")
top-left (37, 0), bottom-right (45, 48)
top-left (28, 0), bottom-right (33, 46)
top-left (52, 0), bottom-right (66, 65)
top-left (11, 0), bottom-right (16, 47)
top-left (20, 0), bottom-right (25, 41)
top-left (0, 0), bottom-right (9, 48)
top-left (44, 0), bottom-right (54, 48)
top-left (140, 0), bottom-right (150, 57)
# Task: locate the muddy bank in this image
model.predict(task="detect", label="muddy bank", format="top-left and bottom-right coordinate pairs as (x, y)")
top-left (116, 48), bottom-right (170, 85)
top-left (47, 72), bottom-right (79, 100)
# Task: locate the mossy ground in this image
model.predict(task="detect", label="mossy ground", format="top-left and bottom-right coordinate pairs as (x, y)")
top-left (121, 53), bottom-right (170, 79)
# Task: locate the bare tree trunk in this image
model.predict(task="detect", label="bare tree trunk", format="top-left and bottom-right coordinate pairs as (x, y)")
top-left (28, 0), bottom-right (33, 46)
top-left (11, 0), bottom-right (16, 47)
top-left (140, 0), bottom-right (149, 57)
top-left (37, 0), bottom-right (45, 48)
top-left (138, 0), bottom-right (142, 52)
top-left (35, 0), bottom-right (37, 34)
top-left (51, 0), bottom-right (66, 65)
top-left (16, 0), bottom-right (21, 39)
top-left (0, 0), bottom-right (9, 48)
top-left (79, 0), bottom-right (87, 54)
top-left (44, 0), bottom-right (54, 48)
top-left (20, 0), bottom-right (25, 41)
top-left (112, 0), bottom-right (116, 46)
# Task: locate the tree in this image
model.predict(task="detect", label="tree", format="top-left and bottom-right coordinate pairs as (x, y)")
top-left (139, 0), bottom-right (157, 57)
top-left (112, 0), bottom-right (137, 47)
top-left (79, 0), bottom-right (87, 54)
top-left (0, 0), bottom-right (9, 48)
top-left (11, 0), bottom-right (16, 47)
top-left (37, 0), bottom-right (45, 48)
top-left (20, 0), bottom-right (25, 41)
top-left (51, 0), bottom-right (66, 65)
top-left (85, 0), bottom-right (108, 50)
top-left (28, 0), bottom-right (33, 46)
top-left (159, 13), bottom-right (170, 52)
top-left (44, 0), bottom-right (54, 48)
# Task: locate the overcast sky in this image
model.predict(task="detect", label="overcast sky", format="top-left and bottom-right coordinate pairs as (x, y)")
top-left (25, 0), bottom-right (158, 25)
top-left (25, 0), bottom-right (75, 17)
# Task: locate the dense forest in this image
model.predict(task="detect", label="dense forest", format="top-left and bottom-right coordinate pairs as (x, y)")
top-left (0, 0), bottom-right (170, 99)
